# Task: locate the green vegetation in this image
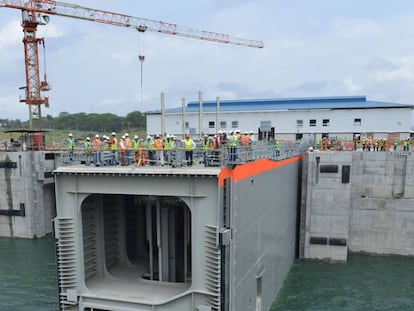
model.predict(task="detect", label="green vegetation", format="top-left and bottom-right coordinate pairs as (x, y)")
top-left (0, 111), bottom-right (147, 142)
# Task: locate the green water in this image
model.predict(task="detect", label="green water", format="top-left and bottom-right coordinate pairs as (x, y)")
top-left (1, 237), bottom-right (413, 311)
top-left (271, 254), bottom-right (414, 311)
top-left (0, 235), bottom-right (58, 310)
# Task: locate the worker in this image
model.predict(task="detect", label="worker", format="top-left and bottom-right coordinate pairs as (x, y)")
top-left (201, 135), bottom-right (209, 166)
top-left (119, 135), bottom-right (127, 166)
top-left (67, 133), bottom-right (75, 162)
top-left (183, 133), bottom-right (195, 166)
top-left (240, 131), bottom-right (251, 161)
top-left (164, 135), bottom-right (172, 165)
top-left (124, 133), bottom-right (132, 165)
top-left (83, 136), bottom-right (92, 165)
top-left (145, 135), bottom-right (155, 166)
top-left (321, 137), bottom-right (328, 151)
top-left (92, 134), bottom-right (101, 166)
top-left (403, 138), bottom-right (410, 151)
top-left (110, 132), bottom-right (118, 165)
top-left (133, 135), bottom-right (142, 166)
top-left (393, 138), bottom-right (399, 151)
top-left (154, 134), bottom-right (164, 165)
top-left (274, 140), bottom-right (281, 158)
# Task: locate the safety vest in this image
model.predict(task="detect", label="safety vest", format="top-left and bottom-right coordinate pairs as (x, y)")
top-left (229, 135), bottom-right (238, 147)
top-left (133, 140), bottom-right (140, 151)
top-left (92, 138), bottom-right (100, 151)
top-left (84, 141), bottom-right (91, 152)
top-left (202, 140), bottom-right (209, 150)
top-left (111, 137), bottom-right (118, 151)
top-left (126, 137), bottom-right (133, 150)
top-left (274, 142), bottom-right (280, 151)
top-left (146, 139), bottom-right (154, 150)
top-left (155, 138), bottom-right (163, 149)
top-left (240, 135), bottom-right (250, 146)
top-left (164, 139), bottom-right (171, 150)
top-left (184, 139), bottom-right (193, 150)
top-left (68, 138), bottom-right (74, 150)
top-left (119, 139), bottom-right (126, 151)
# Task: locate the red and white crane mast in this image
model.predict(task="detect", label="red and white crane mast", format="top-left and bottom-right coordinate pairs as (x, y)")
top-left (1, 0), bottom-right (264, 130)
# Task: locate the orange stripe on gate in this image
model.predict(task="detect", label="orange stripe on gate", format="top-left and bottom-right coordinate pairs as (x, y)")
top-left (218, 155), bottom-right (303, 187)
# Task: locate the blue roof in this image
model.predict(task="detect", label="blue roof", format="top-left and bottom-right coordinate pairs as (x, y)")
top-left (159, 96), bottom-right (413, 114)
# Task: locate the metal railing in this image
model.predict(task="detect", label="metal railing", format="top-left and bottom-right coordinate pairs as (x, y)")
top-left (57, 140), bottom-right (312, 168)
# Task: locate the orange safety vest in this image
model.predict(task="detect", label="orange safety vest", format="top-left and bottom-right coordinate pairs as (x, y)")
top-left (240, 134), bottom-right (250, 146)
top-left (119, 139), bottom-right (126, 151)
top-left (155, 138), bottom-right (163, 149)
top-left (92, 138), bottom-right (100, 151)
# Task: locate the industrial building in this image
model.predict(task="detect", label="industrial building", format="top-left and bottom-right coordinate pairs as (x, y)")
top-left (146, 95), bottom-right (414, 141)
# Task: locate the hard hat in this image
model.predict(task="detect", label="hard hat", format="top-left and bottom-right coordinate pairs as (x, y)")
top-left (68, 133), bottom-right (73, 137)
top-left (244, 131), bottom-right (248, 134)
top-left (134, 135), bottom-right (138, 139)
top-left (121, 135), bottom-right (125, 139)
top-left (86, 137), bottom-right (90, 140)
top-left (249, 131), bottom-right (254, 134)
top-left (204, 134), bottom-right (208, 138)
top-left (125, 133), bottom-right (129, 137)
top-left (111, 132), bottom-right (116, 136)
top-left (95, 134), bottom-right (99, 138)
top-left (235, 129), bottom-right (240, 133)
top-left (147, 135), bottom-right (151, 139)
top-left (156, 134), bottom-right (160, 138)
top-left (218, 130), bottom-right (223, 134)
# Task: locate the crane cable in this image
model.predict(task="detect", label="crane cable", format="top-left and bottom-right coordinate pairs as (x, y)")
top-left (138, 28), bottom-right (146, 105)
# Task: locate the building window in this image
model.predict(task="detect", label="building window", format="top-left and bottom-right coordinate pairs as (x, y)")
top-left (296, 120), bottom-right (303, 127)
top-left (296, 133), bottom-right (303, 140)
top-left (309, 119), bottom-right (316, 127)
top-left (354, 118), bottom-right (361, 126)
top-left (220, 121), bottom-right (227, 129)
top-left (185, 121), bottom-right (189, 129)
top-left (322, 119), bottom-right (330, 127)
top-left (208, 121), bottom-right (215, 129)
top-left (232, 121), bottom-right (238, 128)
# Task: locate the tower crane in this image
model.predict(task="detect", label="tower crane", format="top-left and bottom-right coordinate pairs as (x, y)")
top-left (1, 0), bottom-right (264, 131)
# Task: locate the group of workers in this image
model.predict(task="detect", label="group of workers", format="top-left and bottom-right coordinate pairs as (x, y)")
top-left (314, 136), bottom-right (412, 152)
top-left (67, 130), bottom-right (258, 167)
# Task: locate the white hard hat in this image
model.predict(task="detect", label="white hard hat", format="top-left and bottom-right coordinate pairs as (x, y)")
top-left (134, 135), bottom-right (138, 139)
top-left (111, 132), bottom-right (116, 136)
top-left (68, 133), bottom-right (73, 137)
top-left (121, 135), bottom-right (125, 139)
top-left (95, 134), bottom-right (99, 138)
top-left (86, 137), bottom-right (90, 140)
top-left (125, 133), bottom-right (129, 137)
top-left (147, 135), bottom-right (151, 139)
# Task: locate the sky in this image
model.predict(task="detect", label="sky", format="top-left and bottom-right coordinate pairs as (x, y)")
top-left (1, 0), bottom-right (414, 120)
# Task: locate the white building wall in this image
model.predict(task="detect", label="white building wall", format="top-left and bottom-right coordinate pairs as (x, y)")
top-left (147, 107), bottom-right (413, 139)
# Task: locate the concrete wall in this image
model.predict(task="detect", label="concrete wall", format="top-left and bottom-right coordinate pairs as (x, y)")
top-left (301, 151), bottom-right (414, 261)
top-left (0, 151), bottom-right (56, 238)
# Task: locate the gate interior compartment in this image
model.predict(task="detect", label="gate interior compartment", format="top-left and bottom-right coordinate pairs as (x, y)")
top-left (81, 194), bottom-right (192, 303)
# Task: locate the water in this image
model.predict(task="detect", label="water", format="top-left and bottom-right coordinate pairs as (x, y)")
top-left (271, 254), bottom-right (414, 311)
top-left (1, 237), bottom-right (413, 311)
top-left (0, 235), bottom-right (58, 311)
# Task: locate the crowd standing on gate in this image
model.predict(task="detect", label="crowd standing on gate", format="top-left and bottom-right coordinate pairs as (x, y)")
top-left (68, 129), bottom-right (266, 167)
top-left (68, 131), bottom-right (412, 166)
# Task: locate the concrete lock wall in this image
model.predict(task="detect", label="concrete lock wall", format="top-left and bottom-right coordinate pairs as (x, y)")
top-left (301, 151), bottom-right (414, 261)
top-left (0, 151), bottom-right (56, 238)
